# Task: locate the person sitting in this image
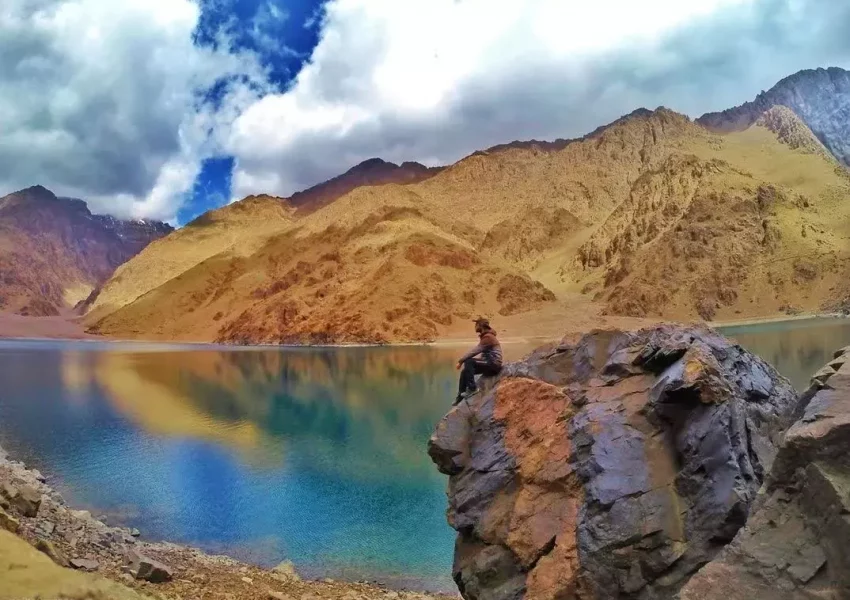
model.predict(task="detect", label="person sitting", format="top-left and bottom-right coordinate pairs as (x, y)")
top-left (455, 318), bottom-right (503, 404)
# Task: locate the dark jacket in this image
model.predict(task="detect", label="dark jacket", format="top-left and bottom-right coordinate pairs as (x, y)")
top-left (459, 328), bottom-right (503, 366)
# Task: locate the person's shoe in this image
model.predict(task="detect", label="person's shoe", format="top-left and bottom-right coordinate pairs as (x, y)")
top-left (453, 388), bottom-right (478, 405)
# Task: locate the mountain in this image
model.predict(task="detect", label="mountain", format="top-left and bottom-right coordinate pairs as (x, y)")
top-left (287, 158), bottom-right (444, 212)
top-left (698, 67), bottom-right (850, 165)
top-left (0, 186), bottom-right (172, 317)
top-left (83, 194), bottom-right (296, 322)
top-left (84, 68), bottom-right (850, 344)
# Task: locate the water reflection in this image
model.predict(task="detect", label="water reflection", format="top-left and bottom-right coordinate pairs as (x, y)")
top-left (720, 317), bottom-right (850, 390)
top-left (0, 342), bottom-right (544, 591)
top-left (1, 323), bottom-right (848, 590)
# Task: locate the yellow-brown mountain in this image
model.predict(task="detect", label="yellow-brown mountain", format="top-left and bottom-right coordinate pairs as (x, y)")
top-left (85, 105), bottom-right (850, 343)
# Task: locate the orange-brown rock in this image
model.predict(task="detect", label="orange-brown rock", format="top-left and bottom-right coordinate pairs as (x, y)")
top-left (428, 324), bottom-right (800, 599)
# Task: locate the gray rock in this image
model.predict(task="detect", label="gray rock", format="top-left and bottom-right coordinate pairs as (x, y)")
top-left (130, 527), bottom-right (141, 537)
top-left (35, 520), bottom-right (55, 537)
top-left (126, 549), bottom-right (174, 583)
top-left (70, 557), bottom-right (100, 571)
top-left (428, 325), bottom-right (799, 600)
top-left (0, 507), bottom-right (20, 533)
top-left (682, 350), bottom-right (850, 599)
top-left (1, 483), bottom-right (41, 517)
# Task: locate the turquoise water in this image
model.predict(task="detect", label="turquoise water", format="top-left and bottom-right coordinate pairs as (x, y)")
top-left (0, 318), bottom-right (848, 591)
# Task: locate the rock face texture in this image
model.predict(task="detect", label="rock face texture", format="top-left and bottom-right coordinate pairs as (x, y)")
top-left (680, 345), bottom-right (850, 600)
top-left (0, 185), bottom-right (172, 316)
top-left (698, 67), bottom-right (850, 165)
top-left (428, 325), bottom-right (799, 600)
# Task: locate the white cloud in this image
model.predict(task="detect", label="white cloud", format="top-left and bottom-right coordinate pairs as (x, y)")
top-left (3, 0), bottom-right (850, 221)
top-left (0, 0), bottom-right (269, 223)
top-left (229, 0), bottom-right (850, 201)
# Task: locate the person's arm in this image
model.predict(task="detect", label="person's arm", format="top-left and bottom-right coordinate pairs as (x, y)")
top-left (458, 342), bottom-right (485, 365)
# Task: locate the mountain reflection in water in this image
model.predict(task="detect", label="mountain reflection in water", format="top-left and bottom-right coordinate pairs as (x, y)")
top-left (0, 321), bottom-right (848, 590)
top-left (0, 341), bottom-right (536, 591)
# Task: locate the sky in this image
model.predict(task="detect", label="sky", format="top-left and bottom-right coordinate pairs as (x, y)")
top-left (1, 0), bottom-right (850, 225)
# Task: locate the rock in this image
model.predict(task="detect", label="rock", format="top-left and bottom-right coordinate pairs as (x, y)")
top-left (35, 538), bottom-right (70, 568)
top-left (428, 325), bottom-right (799, 600)
top-left (126, 549), bottom-right (174, 583)
top-left (811, 364), bottom-right (837, 387)
top-left (35, 519), bottom-right (55, 537)
top-left (130, 527), bottom-right (141, 537)
top-left (682, 356), bottom-right (850, 599)
top-left (268, 592), bottom-right (292, 600)
top-left (70, 557), bottom-right (100, 571)
top-left (120, 572), bottom-right (135, 585)
top-left (13, 485), bottom-right (42, 517)
top-left (30, 469), bottom-right (47, 483)
top-left (273, 560), bottom-right (301, 581)
top-left (71, 509), bottom-right (92, 520)
top-left (1, 483), bottom-right (42, 517)
top-left (242, 576), bottom-right (254, 584)
top-left (0, 507), bottom-right (20, 533)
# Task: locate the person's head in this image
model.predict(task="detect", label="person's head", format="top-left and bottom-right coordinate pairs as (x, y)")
top-left (473, 317), bottom-right (490, 335)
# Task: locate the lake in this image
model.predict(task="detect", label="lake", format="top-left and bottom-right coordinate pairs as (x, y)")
top-left (0, 317), bottom-right (848, 592)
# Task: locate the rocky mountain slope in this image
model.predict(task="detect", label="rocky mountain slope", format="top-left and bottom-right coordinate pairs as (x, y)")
top-left (429, 324), bottom-right (850, 599)
top-left (83, 194), bottom-right (295, 323)
top-left (0, 186), bottom-right (172, 317)
top-left (698, 67), bottom-right (850, 165)
top-left (81, 67), bottom-right (850, 344)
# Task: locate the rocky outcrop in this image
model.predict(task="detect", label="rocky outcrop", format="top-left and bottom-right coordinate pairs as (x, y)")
top-left (680, 345), bottom-right (850, 599)
top-left (697, 67), bottom-right (850, 166)
top-left (428, 324), bottom-right (800, 600)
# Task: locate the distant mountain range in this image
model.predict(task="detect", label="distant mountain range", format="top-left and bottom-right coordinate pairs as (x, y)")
top-left (0, 186), bottom-right (171, 316)
top-left (3, 66), bottom-right (849, 342)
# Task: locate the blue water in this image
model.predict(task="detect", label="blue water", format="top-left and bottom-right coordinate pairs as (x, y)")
top-left (0, 318), bottom-right (848, 591)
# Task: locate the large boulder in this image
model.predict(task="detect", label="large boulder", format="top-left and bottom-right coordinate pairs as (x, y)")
top-left (681, 345), bottom-right (850, 599)
top-left (125, 549), bottom-right (174, 583)
top-left (428, 325), bottom-right (799, 600)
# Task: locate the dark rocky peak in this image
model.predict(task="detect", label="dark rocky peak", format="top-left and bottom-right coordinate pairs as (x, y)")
top-left (287, 157), bottom-right (444, 212)
top-left (698, 66), bottom-right (850, 165)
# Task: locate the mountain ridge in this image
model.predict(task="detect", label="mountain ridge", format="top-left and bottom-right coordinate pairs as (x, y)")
top-left (0, 186), bottom-right (172, 316)
top-left (698, 66), bottom-right (850, 165)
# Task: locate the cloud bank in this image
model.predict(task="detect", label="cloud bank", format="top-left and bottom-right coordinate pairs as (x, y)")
top-left (2, 0), bottom-right (850, 222)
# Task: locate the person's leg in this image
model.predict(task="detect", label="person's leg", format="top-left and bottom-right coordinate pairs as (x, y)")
top-left (458, 358), bottom-right (477, 398)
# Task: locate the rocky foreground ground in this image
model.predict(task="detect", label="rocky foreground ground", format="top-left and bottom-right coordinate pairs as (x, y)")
top-left (0, 446), bottom-right (452, 600)
top-left (429, 324), bottom-right (850, 599)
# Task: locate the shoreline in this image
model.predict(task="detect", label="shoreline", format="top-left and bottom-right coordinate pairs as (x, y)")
top-left (0, 441), bottom-right (453, 599)
top-left (0, 311), bottom-right (846, 349)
